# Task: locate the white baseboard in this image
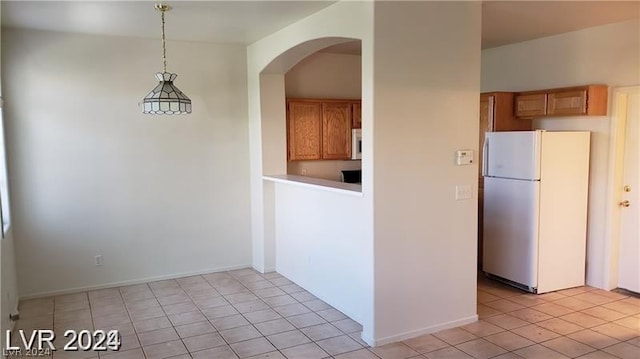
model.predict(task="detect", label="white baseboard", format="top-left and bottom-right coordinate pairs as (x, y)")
top-left (19, 263), bottom-right (252, 300)
top-left (252, 265), bottom-right (276, 274)
top-left (370, 314), bottom-right (479, 347)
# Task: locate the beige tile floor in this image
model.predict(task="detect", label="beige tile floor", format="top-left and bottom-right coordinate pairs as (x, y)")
top-left (11, 269), bottom-right (640, 359)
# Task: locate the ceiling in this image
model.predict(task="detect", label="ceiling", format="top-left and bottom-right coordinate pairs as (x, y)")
top-left (481, 1), bottom-right (640, 49)
top-left (2, 1), bottom-right (639, 50)
top-left (0, 1), bottom-right (338, 44)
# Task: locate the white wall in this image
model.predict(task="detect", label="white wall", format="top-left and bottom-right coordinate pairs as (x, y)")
top-left (285, 52), bottom-right (361, 99)
top-left (2, 28), bottom-right (252, 297)
top-left (372, 1), bottom-right (481, 343)
top-left (259, 74), bottom-right (288, 272)
top-left (285, 52), bottom-right (362, 181)
top-left (481, 20), bottom-right (640, 289)
top-left (273, 183), bottom-right (368, 325)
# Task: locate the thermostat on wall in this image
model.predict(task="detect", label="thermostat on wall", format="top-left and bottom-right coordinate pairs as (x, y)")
top-left (456, 150), bottom-right (474, 166)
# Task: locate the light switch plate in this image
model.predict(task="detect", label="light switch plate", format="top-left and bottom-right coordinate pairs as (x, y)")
top-left (456, 185), bottom-right (472, 200)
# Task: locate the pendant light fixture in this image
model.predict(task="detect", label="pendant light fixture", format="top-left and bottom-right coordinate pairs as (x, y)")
top-left (142, 3), bottom-right (191, 115)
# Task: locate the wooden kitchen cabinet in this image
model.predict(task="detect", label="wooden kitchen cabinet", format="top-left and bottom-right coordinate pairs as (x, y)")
top-left (287, 101), bottom-right (322, 161)
top-left (515, 93), bottom-right (547, 118)
top-left (287, 99), bottom-right (354, 161)
top-left (547, 85), bottom-right (608, 116)
top-left (322, 102), bottom-right (352, 160)
top-left (483, 92), bottom-right (532, 132)
top-left (352, 102), bottom-right (362, 129)
top-left (515, 85), bottom-right (608, 118)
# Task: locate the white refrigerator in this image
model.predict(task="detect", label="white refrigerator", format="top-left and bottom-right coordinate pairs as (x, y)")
top-left (482, 130), bottom-right (591, 294)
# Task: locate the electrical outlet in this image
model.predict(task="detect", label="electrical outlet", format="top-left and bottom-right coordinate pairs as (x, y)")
top-left (455, 185), bottom-right (472, 200)
top-left (301, 168), bottom-right (307, 176)
top-left (94, 255), bottom-right (103, 266)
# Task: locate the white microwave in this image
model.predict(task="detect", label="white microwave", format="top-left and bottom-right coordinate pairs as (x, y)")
top-left (352, 129), bottom-right (362, 160)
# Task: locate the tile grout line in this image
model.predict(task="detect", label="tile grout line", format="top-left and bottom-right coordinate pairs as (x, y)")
top-left (232, 272), bottom-right (328, 359)
top-left (115, 286), bottom-right (147, 359)
top-left (19, 273), bottom-right (640, 359)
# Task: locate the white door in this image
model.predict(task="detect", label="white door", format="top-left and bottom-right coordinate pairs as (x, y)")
top-left (484, 131), bottom-right (541, 180)
top-left (618, 91), bottom-right (640, 293)
top-left (483, 177), bottom-right (540, 289)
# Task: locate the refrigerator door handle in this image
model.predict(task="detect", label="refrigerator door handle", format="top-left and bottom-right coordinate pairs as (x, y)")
top-left (482, 135), bottom-right (489, 177)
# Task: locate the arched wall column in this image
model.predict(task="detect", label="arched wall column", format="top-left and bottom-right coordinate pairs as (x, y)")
top-left (247, 1), bottom-right (375, 343)
top-left (247, 1), bottom-right (481, 346)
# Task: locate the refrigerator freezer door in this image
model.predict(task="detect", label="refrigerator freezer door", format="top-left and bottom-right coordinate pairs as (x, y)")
top-left (483, 177), bottom-right (540, 289)
top-left (485, 131), bottom-right (541, 180)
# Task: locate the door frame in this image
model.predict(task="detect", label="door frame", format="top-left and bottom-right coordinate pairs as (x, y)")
top-left (603, 85), bottom-right (640, 290)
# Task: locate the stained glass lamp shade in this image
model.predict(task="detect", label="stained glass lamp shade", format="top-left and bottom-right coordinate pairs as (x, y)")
top-left (142, 4), bottom-right (191, 115)
top-left (143, 73), bottom-right (191, 114)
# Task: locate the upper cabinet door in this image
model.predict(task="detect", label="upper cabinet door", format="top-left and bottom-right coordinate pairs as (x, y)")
top-left (515, 93), bottom-right (547, 118)
top-left (322, 102), bottom-right (352, 160)
top-left (547, 89), bottom-right (588, 116)
top-left (352, 102), bottom-right (362, 129)
top-left (288, 101), bottom-right (322, 161)
top-left (547, 85), bottom-right (608, 116)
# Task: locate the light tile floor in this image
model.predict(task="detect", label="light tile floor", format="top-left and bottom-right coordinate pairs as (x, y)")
top-left (11, 269), bottom-right (640, 359)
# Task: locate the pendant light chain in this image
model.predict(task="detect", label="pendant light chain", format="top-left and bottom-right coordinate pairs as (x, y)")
top-left (160, 7), bottom-right (167, 73)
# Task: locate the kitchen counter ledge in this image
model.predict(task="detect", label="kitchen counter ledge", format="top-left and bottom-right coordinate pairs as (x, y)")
top-left (263, 175), bottom-right (363, 197)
